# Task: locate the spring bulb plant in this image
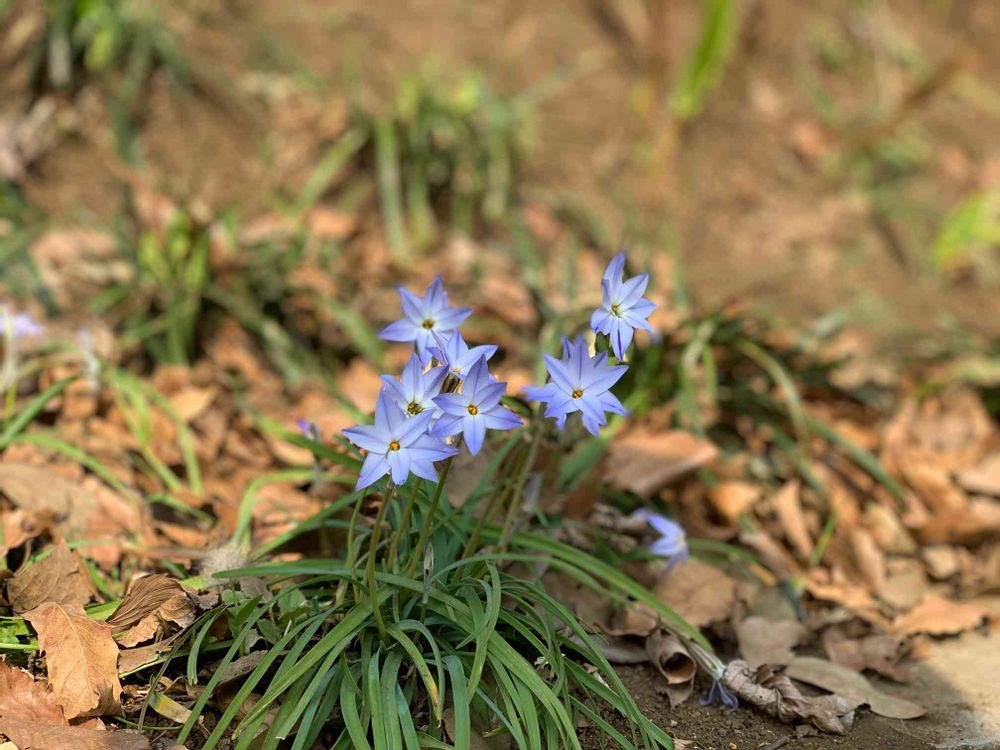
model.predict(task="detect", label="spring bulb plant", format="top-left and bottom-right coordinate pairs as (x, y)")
top-left (196, 253), bottom-right (725, 750)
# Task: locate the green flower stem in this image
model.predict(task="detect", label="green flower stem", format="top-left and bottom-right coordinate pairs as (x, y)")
top-left (342, 489), bottom-right (368, 605)
top-left (497, 418), bottom-right (544, 551)
top-left (404, 455), bottom-right (454, 579)
top-left (366, 482), bottom-right (395, 641)
top-left (387, 478), bottom-right (422, 570)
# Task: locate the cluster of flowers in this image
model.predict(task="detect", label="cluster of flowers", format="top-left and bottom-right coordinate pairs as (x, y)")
top-left (342, 252), bottom-right (656, 490)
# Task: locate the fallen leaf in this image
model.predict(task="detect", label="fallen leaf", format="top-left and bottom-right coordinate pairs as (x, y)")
top-left (921, 545), bottom-right (961, 580)
top-left (735, 616), bottom-right (806, 668)
top-left (24, 603), bottom-right (122, 719)
top-left (786, 656), bottom-right (926, 719)
top-left (147, 690), bottom-right (191, 724)
top-left (848, 527), bottom-right (886, 596)
top-left (645, 630), bottom-right (695, 707)
top-left (604, 430), bottom-right (718, 498)
top-left (880, 558), bottom-right (928, 612)
top-left (648, 558), bottom-right (736, 628)
top-left (957, 453), bottom-right (1000, 496)
top-left (0, 658), bottom-right (66, 725)
top-left (0, 508), bottom-right (54, 556)
top-left (771, 481), bottom-right (813, 561)
top-left (709, 482), bottom-right (761, 523)
top-left (167, 386), bottom-right (217, 422)
top-left (339, 358), bottom-right (382, 412)
top-left (117, 632), bottom-right (183, 675)
top-left (107, 574), bottom-right (196, 647)
top-left (721, 661), bottom-right (856, 734)
top-left (7, 541), bottom-right (95, 614)
top-left (821, 627), bottom-right (911, 682)
top-left (0, 718), bottom-right (149, 750)
top-left (892, 595), bottom-right (987, 636)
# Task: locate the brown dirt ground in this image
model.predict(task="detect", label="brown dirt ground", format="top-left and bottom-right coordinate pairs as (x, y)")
top-left (582, 666), bottom-right (937, 750)
top-left (13, 0), bottom-right (1000, 343)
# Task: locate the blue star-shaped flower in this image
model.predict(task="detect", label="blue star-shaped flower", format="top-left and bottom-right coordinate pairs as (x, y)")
top-left (524, 337), bottom-right (627, 436)
top-left (633, 509), bottom-right (689, 570)
top-left (590, 252), bottom-right (656, 360)
top-left (343, 390), bottom-right (457, 489)
top-left (432, 357), bottom-right (522, 455)
top-left (380, 353), bottom-right (447, 419)
top-left (429, 331), bottom-right (498, 380)
top-left (379, 277), bottom-right (472, 363)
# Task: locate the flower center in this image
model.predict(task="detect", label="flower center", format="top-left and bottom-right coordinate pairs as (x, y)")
top-left (610, 303), bottom-right (622, 317)
top-left (571, 389), bottom-right (584, 399)
top-left (467, 404), bottom-right (479, 416)
top-left (422, 318), bottom-right (435, 330)
top-left (407, 401), bottom-right (423, 415)
top-left (388, 440), bottom-right (401, 451)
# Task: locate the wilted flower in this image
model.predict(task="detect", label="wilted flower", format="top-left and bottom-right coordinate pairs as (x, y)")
top-left (432, 357), bottom-right (521, 455)
top-left (379, 277), bottom-right (472, 363)
top-left (633, 509), bottom-right (688, 569)
top-left (591, 252), bottom-right (655, 360)
top-left (701, 679), bottom-right (739, 710)
top-left (1, 306), bottom-right (44, 340)
top-left (343, 391), bottom-right (457, 489)
top-left (429, 331), bottom-right (498, 380)
top-left (380, 353), bottom-right (447, 418)
top-left (524, 337), bottom-right (627, 436)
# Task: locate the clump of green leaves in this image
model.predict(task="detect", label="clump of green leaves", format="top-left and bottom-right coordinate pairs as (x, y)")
top-left (27, 0), bottom-right (187, 157)
top-left (93, 210), bottom-right (210, 364)
top-left (151, 427), bottom-right (690, 750)
top-left (312, 71), bottom-right (533, 259)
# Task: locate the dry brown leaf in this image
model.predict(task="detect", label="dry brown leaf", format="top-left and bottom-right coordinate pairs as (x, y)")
top-left (25, 602), bottom-right (122, 719)
top-left (735, 616), bottom-right (806, 668)
top-left (107, 575), bottom-right (196, 638)
top-left (0, 464), bottom-right (97, 537)
top-left (0, 658), bottom-right (67, 725)
top-left (921, 545), bottom-right (961, 579)
top-left (0, 718), bottom-right (149, 750)
top-left (892, 595), bottom-right (987, 636)
top-left (708, 481), bottom-right (760, 523)
top-left (645, 630), bottom-right (695, 707)
top-left (786, 656), bottom-right (926, 719)
top-left (167, 386), bottom-right (217, 422)
top-left (957, 453), bottom-right (1000, 496)
top-left (881, 558), bottom-right (928, 612)
top-left (847, 527), bottom-right (886, 596)
top-left (604, 429), bottom-right (718, 498)
top-left (863, 504), bottom-right (917, 554)
top-left (721, 661), bottom-right (856, 734)
top-left (7, 541), bottom-right (95, 614)
top-left (648, 558), bottom-right (736, 628)
top-left (0, 508), bottom-right (54, 556)
top-left (821, 627), bottom-right (911, 682)
top-left (771, 480), bottom-right (813, 561)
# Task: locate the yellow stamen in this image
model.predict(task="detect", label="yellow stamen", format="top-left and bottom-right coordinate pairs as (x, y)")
top-left (388, 440), bottom-right (401, 451)
top-left (467, 404), bottom-right (479, 416)
top-left (407, 402), bottom-right (423, 415)
top-left (571, 389), bottom-right (583, 399)
top-left (422, 319), bottom-right (435, 329)
top-left (610, 303), bottom-right (621, 317)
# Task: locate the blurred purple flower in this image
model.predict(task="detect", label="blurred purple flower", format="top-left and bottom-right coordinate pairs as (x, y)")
top-left (380, 353), bottom-right (447, 419)
top-left (524, 337), bottom-right (627, 436)
top-left (633, 509), bottom-right (688, 569)
top-left (432, 357), bottom-right (521, 455)
top-left (296, 418), bottom-right (321, 441)
top-left (379, 277), bottom-right (472, 364)
top-left (590, 252), bottom-right (655, 360)
top-left (1, 307), bottom-right (44, 340)
top-left (429, 331), bottom-right (498, 380)
top-left (343, 391), bottom-right (457, 489)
